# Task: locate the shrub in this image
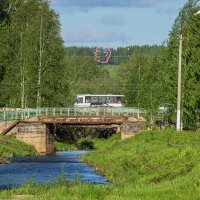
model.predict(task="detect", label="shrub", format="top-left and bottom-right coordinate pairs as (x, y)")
top-left (76, 139), bottom-right (94, 150)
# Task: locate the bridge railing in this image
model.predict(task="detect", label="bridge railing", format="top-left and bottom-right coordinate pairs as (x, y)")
top-left (0, 107), bottom-right (146, 121)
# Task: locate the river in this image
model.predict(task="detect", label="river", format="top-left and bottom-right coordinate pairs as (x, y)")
top-left (0, 151), bottom-right (109, 189)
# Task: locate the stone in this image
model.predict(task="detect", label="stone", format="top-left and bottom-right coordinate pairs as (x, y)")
top-left (0, 157), bottom-right (10, 164)
top-left (120, 123), bottom-right (145, 140)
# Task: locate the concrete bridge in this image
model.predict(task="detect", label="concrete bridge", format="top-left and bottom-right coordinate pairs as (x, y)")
top-left (0, 107), bottom-right (146, 154)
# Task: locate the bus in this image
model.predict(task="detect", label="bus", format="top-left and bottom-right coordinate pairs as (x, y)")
top-left (74, 94), bottom-right (124, 108)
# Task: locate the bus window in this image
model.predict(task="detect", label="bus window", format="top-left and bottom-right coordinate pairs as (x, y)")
top-left (91, 96), bottom-right (99, 102)
top-left (85, 96), bottom-right (91, 103)
top-left (99, 96), bottom-right (106, 103)
top-left (77, 97), bottom-right (83, 103)
top-left (113, 96), bottom-right (117, 103)
top-left (105, 96), bottom-right (113, 103)
top-left (117, 96), bottom-right (122, 103)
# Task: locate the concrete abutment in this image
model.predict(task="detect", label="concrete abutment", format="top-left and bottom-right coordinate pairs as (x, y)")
top-left (16, 123), bottom-right (54, 155)
top-left (119, 123), bottom-right (145, 139)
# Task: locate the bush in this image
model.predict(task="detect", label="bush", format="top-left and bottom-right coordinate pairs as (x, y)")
top-left (76, 139), bottom-right (94, 150)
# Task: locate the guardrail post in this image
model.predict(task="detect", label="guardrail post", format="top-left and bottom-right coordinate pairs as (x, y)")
top-left (11, 112), bottom-right (14, 120)
top-left (82, 108), bottom-right (85, 117)
top-left (95, 108), bottom-right (97, 116)
top-left (27, 108), bottom-right (30, 118)
top-left (3, 112), bottom-right (6, 121)
top-left (16, 112), bottom-right (18, 119)
top-left (137, 109), bottom-right (140, 118)
top-left (67, 108), bottom-right (70, 116)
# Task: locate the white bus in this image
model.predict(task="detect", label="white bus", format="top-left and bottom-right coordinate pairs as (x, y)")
top-left (74, 94), bottom-right (124, 108)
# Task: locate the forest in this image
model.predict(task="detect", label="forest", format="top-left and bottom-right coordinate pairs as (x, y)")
top-left (0, 0), bottom-right (200, 128)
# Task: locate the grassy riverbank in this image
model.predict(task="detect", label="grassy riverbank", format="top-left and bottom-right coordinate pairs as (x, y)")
top-left (1, 129), bottom-right (200, 199)
top-left (54, 134), bottom-right (119, 151)
top-left (54, 141), bottom-right (77, 151)
top-left (0, 136), bottom-right (37, 158)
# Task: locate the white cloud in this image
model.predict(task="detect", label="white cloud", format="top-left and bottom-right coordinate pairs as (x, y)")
top-left (62, 29), bottom-right (127, 42)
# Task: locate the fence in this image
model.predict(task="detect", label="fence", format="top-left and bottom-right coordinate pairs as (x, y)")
top-left (0, 107), bottom-right (145, 121)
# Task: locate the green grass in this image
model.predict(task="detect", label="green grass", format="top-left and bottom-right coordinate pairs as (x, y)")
top-left (54, 141), bottom-right (77, 151)
top-left (0, 136), bottom-right (37, 157)
top-left (54, 133), bottom-right (120, 151)
top-left (1, 130), bottom-right (200, 199)
top-left (102, 65), bottom-right (119, 78)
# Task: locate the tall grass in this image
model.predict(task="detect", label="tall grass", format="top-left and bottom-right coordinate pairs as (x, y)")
top-left (54, 141), bottom-right (77, 151)
top-left (0, 136), bottom-right (37, 157)
top-left (1, 130), bottom-right (200, 199)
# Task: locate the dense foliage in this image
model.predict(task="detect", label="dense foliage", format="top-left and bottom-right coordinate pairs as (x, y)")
top-left (64, 45), bottom-right (162, 105)
top-left (162, 0), bottom-right (200, 128)
top-left (122, 0), bottom-right (200, 128)
top-left (76, 138), bottom-right (94, 150)
top-left (0, 0), bottom-right (68, 108)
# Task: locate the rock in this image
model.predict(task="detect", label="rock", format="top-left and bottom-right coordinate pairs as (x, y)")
top-left (120, 123), bottom-right (144, 134)
top-left (0, 157), bottom-right (10, 164)
top-left (120, 123), bottom-right (145, 140)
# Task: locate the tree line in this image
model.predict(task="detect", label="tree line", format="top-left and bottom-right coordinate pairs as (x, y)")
top-left (0, 0), bottom-right (68, 108)
top-left (0, 0), bottom-right (162, 108)
top-left (0, 0), bottom-right (199, 128)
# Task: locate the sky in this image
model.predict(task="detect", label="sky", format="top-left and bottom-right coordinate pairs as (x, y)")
top-left (50, 0), bottom-right (187, 48)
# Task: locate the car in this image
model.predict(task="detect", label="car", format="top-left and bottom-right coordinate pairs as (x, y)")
top-left (90, 102), bottom-right (112, 108)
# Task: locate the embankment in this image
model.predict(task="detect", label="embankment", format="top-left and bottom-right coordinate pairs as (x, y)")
top-left (1, 130), bottom-right (200, 199)
top-left (0, 135), bottom-right (37, 163)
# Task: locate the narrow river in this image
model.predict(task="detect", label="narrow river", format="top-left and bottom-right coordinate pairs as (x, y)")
top-left (0, 151), bottom-right (109, 189)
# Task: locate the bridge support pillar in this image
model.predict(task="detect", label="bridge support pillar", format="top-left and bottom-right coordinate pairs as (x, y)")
top-left (119, 123), bottom-right (145, 140)
top-left (16, 123), bottom-right (54, 155)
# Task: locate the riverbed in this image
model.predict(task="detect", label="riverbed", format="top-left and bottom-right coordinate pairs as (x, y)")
top-left (0, 151), bottom-right (109, 189)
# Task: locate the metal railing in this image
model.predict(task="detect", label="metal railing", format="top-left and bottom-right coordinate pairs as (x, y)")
top-left (0, 107), bottom-right (146, 121)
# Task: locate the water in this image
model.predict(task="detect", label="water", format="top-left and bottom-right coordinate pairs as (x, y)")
top-left (0, 151), bottom-right (109, 189)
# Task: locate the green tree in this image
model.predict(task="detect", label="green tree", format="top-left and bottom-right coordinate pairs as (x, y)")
top-left (0, 0), bottom-right (69, 108)
top-left (163, 0), bottom-right (200, 128)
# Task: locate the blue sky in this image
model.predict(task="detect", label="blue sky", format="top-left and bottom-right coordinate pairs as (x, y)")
top-left (51, 0), bottom-right (187, 48)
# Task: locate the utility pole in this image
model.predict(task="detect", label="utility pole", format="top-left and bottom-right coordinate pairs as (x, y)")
top-left (176, 30), bottom-right (183, 131)
top-left (176, 10), bottom-right (200, 131)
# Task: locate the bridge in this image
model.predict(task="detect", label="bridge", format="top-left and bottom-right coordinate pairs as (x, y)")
top-left (0, 107), bottom-right (144, 121)
top-left (0, 107), bottom-right (146, 154)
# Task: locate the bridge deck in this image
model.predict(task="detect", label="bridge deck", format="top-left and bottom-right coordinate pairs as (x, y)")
top-left (38, 116), bottom-right (126, 125)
